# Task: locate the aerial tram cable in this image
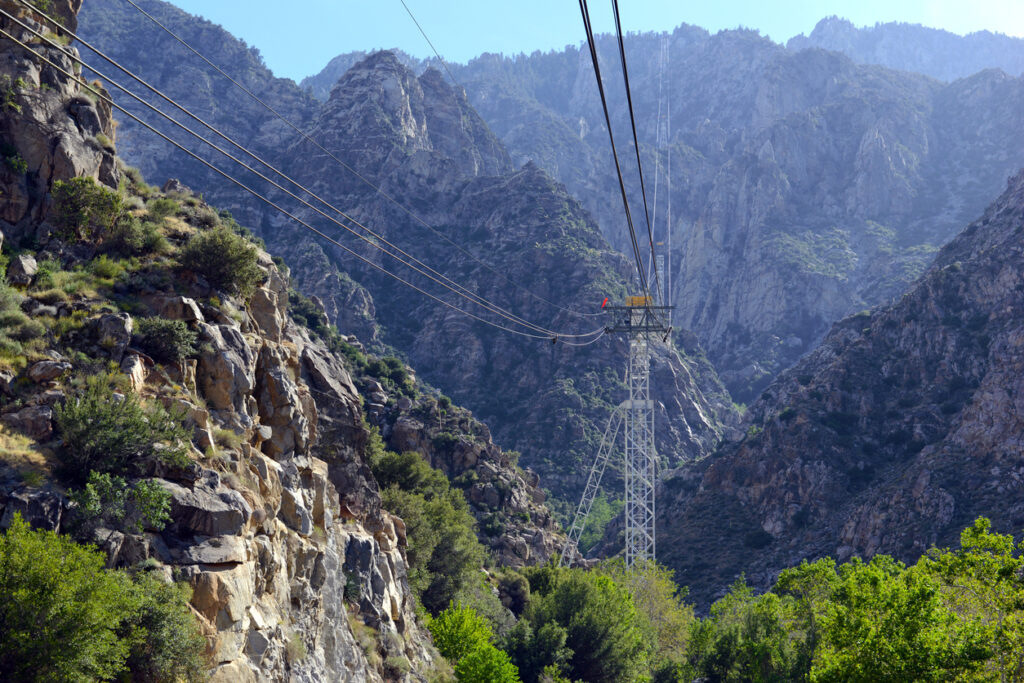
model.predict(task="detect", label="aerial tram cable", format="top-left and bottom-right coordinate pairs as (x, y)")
top-left (609, 0), bottom-right (663, 305)
top-left (5, 2), bottom-right (592, 338)
top-left (106, 0), bottom-right (605, 320)
top-left (576, 0), bottom-right (651, 302)
top-left (396, 0), bottom-right (460, 86)
top-left (0, 27), bottom-right (606, 344)
top-left (2, 7), bottom-right (606, 341)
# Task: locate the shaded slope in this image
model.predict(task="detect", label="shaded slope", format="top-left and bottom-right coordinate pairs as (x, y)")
top-left (658, 170), bottom-right (1024, 607)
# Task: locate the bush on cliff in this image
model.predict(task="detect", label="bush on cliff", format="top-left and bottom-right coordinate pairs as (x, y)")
top-left (54, 376), bottom-right (191, 484)
top-left (179, 223), bottom-right (263, 295)
top-left (51, 176), bottom-right (126, 242)
top-left (134, 316), bottom-right (197, 363)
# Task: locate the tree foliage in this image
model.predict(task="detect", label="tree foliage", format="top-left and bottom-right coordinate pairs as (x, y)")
top-left (69, 471), bottom-right (172, 541)
top-left (599, 558), bottom-right (695, 670)
top-left (810, 555), bottom-right (988, 682)
top-left (0, 515), bottom-right (205, 682)
top-left (0, 514), bottom-right (137, 681)
top-left (372, 448), bottom-right (492, 616)
top-left (919, 517), bottom-right (1024, 682)
top-left (685, 578), bottom-right (809, 683)
top-left (429, 604), bottom-right (520, 683)
top-left (520, 565), bottom-right (649, 683)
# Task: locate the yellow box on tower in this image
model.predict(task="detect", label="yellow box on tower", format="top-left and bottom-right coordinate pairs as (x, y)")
top-left (625, 295), bottom-right (652, 307)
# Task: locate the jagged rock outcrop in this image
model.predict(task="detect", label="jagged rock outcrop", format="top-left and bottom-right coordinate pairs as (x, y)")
top-left (0, 6), bottom-right (443, 674)
top-left (788, 16), bottom-right (1024, 82)
top-left (0, 1), bottom-right (117, 235)
top-left (0, 228), bottom-right (438, 680)
top-left (657, 170), bottom-right (1024, 608)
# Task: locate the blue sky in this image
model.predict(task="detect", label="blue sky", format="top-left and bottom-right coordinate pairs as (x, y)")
top-left (162, 0), bottom-right (1024, 82)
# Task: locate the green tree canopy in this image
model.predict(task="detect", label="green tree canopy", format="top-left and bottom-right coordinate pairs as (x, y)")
top-left (0, 515), bottom-right (137, 681)
top-left (810, 555), bottom-right (988, 682)
top-left (522, 565), bottom-right (648, 683)
top-left (429, 604), bottom-right (520, 683)
top-left (0, 515), bottom-right (206, 682)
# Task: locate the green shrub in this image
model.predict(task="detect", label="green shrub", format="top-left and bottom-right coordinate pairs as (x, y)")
top-left (0, 75), bottom-right (23, 113)
top-left (51, 177), bottom-right (126, 242)
top-left (69, 471), bottom-right (172, 541)
top-left (106, 215), bottom-right (167, 257)
top-left (367, 355), bottom-right (416, 397)
top-left (454, 638), bottom-right (520, 683)
top-left (54, 376), bottom-right (191, 484)
top-left (134, 317), bottom-right (196, 363)
top-left (0, 282), bottom-right (38, 356)
top-left (121, 166), bottom-right (154, 199)
top-left (94, 133), bottom-right (115, 152)
top-left (430, 604), bottom-right (493, 662)
top-left (179, 224), bottom-right (263, 295)
top-left (107, 216), bottom-right (144, 254)
top-left (7, 317), bottom-right (44, 342)
top-left (121, 572), bottom-right (207, 682)
top-left (146, 197), bottom-right (179, 220)
top-left (27, 0), bottom-right (55, 14)
top-left (429, 604), bottom-right (520, 683)
top-left (1, 142), bottom-right (27, 175)
top-left (88, 254), bottom-right (124, 279)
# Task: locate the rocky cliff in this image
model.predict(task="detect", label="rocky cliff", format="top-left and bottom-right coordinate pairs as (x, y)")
top-left (76, 0), bottom-right (738, 508)
top-left (657, 169), bottom-right (1024, 608)
top-left (0, 1), bottom-right (560, 679)
top-left (788, 16), bottom-right (1024, 82)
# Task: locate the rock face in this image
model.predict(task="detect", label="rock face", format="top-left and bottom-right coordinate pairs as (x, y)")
top-left (432, 30), bottom-right (1024, 401)
top-left (788, 17), bottom-right (1024, 82)
top-left (77, 0), bottom-right (738, 505)
top-left (2, 251), bottom-right (436, 679)
top-left (0, 1), bottom-right (117, 239)
top-left (657, 171), bottom-right (1024, 608)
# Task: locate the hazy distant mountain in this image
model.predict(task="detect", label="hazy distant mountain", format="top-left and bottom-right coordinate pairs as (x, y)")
top-left (788, 16), bottom-right (1024, 81)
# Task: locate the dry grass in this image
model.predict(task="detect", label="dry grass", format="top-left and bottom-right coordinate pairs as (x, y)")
top-left (163, 215), bottom-right (196, 240)
top-left (0, 426), bottom-right (55, 484)
top-left (347, 612), bottom-right (383, 669)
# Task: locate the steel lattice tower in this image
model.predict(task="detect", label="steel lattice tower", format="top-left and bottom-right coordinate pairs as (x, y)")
top-left (623, 304), bottom-right (657, 564)
top-left (560, 298), bottom-right (672, 567)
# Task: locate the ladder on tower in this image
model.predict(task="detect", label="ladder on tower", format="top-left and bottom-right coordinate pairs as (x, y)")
top-left (560, 401), bottom-right (627, 567)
